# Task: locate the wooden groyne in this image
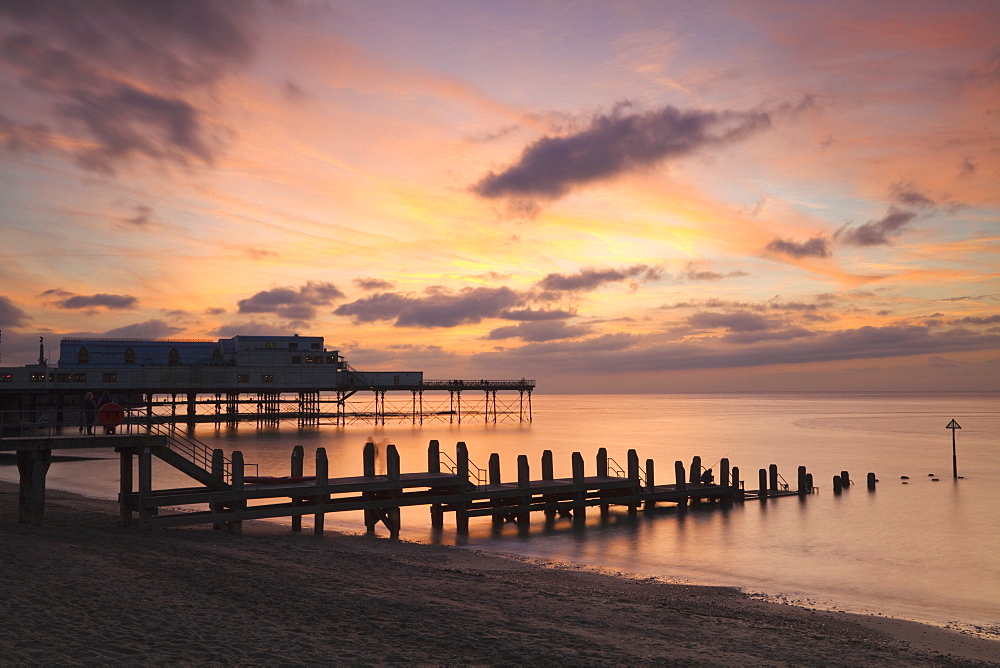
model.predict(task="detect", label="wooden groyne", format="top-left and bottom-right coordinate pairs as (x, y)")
top-left (115, 439), bottom-right (817, 536)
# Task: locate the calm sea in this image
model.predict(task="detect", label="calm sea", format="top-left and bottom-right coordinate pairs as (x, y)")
top-left (5, 392), bottom-right (998, 634)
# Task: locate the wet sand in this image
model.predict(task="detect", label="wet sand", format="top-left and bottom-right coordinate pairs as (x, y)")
top-left (1, 481), bottom-right (996, 666)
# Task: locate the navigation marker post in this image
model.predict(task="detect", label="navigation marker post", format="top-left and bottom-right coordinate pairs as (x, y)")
top-left (946, 419), bottom-right (962, 480)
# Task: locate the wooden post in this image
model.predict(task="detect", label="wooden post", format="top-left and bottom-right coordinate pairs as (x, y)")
top-left (230, 450), bottom-right (244, 534)
top-left (572, 451), bottom-right (586, 525)
top-left (769, 464), bottom-right (779, 492)
top-left (427, 439), bottom-right (440, 474)
top-left (731, 466), bottom-right (743, 501)
top-left (627, 449), bottom-right (640, 515)
top-left (806, 473), bottom-right (813, 492)
top-left (516, 454), bottom-right (530, 528)
top-left (291, 445), bottom-right (304, 532)
top-left (719, 458), bottom-right (730, 488)
top-left (542, 450), bottom-right (555, 521)
top-left (363, 442), bottom-right (376, 533)
top-left (489, 453), bottom-right (502, 529)
top-left (833, 475), bottom-right (843, 494)
top-left (840, 470), bottom-right (851, 487)
top-left (17, 449), bottom-right (51, 526)
top-left (867, 472), bottom-right (877, 490)
top-left (139, 446), bottom-right (153, 529)
top-left (597, 447), bottom-right (608, 477)
top-left (645, 458), bottom-right (656, 510)
top-left (689, 456), bottom-right (701, 484)
top-left (119, 449), bottom-right (134, 527)
top-left (386, 444), bottom-right (400, 538)
top-left (797, 466), bottom-right (808, 494)
top-left (314, 447), bottom-right (328, 535)
top-left (456, 442), bottom-right (470, 534)
top-left (428, 439), bottom-right (442, 528)
top-left (758, 468), bottom-right (768, 499)
top-left (674, 461), bottom-right (686, 509)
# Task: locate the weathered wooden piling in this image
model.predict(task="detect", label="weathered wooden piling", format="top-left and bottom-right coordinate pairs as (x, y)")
top-left (455, 442), bottom-right (470, 534)
top-left (489, 453), bottom-right (503, 528)
top-left (797, 466), bottom-right (808, 494)
top-left (542, 450), bottom-right (555, 520)
top-left (645, 458), bottom-right (656, 510)
top-left (572, 451), bottom-right (586, 525)
top-left (867, 472), bottom-right (877, 490)
top-left (229, 450), bottom-right (244, 534)
top-left (759, 468), bottom-right (768, 499)
top-left (840, 470), bottom-right (851, 487)
top-left (517, 454), bottom-right (530, 527)
top-left (386, 444), bottom-right (401, 538)
top-left (833, 475), bottom-right (843, 494)
top-left (314, 447), bottom-right (328, 535)
top-left (768, 464), bottom-right (779, 493)
top-left (291, 444), bottom-right (304, 532)
top-left (719, 458), bottom-right (730, 488)
top-left (731, 466), bottom-right (742, 500)
top-left (362, 441), bottom-right (376, 532)
top-left (805, 473), bottom-right (813, 492)
top-left (689, 456), bottom-right (702, 484)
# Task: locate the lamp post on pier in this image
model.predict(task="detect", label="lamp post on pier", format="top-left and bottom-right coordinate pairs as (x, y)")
top-left (946, 419), bottom-right (961, 480)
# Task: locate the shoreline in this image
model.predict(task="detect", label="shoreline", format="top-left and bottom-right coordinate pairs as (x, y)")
top-left (1, 481), bottom-right (997, 665)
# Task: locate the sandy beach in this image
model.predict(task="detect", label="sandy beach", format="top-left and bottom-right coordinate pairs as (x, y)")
top-left (1, 481), bottom-right (996, 666)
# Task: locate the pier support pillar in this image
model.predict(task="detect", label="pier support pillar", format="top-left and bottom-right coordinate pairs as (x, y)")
top-left (571, 452), bottom-right (586, 528)
top-left (759, 469), bottom-right (768, 499)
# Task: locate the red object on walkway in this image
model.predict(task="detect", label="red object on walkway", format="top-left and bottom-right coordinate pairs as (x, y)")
top-left (97, 402), bottom-right (125, 427)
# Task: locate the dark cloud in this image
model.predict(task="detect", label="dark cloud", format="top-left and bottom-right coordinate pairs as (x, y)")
top-left (688, 311), bottom-right (777, 332)
top-left (500, 308), bottom-right (575, 321)
top-left (487, 321), bottom-right (590, 343)
top-left (204, 307), bottom-right (227, 316)
top-left (959, 157), bottom-right (976, 176)
top-left (237, 281), bottom-right (344, 321)
top-left (123, 203), bottom-right (153, 226)
top-left (889, 182), bottom-right (935, 208)
top-left (764, 236), bottom-right (831, 258)
top-left (956, 314), bottom-right (1000, 325)
top-left (103, 319), bottom-right (184, 339)
top-left (64, 85), bottom-right (211, 172)
top-left (353, 277), bottom-right (396, 291)
top-left (55, 293), bottom-right (138, 310)
top-left (681, 262), bottom-right (748, 281)
top-left (837, 207), bottom-right (916, 247)
top-left (472, 103), bottom-right (771, 201)
top-left (334, 287), bottom-right (524, 328)
top-left (0, 296), bottom-right (30, 327)
top-left (537, 265), bottom-right (660, 292)
top-left (0, 0), bottom-right (258, 171)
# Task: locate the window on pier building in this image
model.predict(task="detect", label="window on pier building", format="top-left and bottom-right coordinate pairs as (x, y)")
top-left (289, 342), bottom-right (298, 350)
top-left (30, 373), bottom-right (46, 382)
top-left (73, 373), bottom-right (87, 382)
top-left (291, 356), bottom-right (302, 364)
top-left (57, 373), bottom-right (72, 382)
top-left (168, 347), bottom-right (179, 365)
top-left (124, 347), bottom-right (135, 364)
top-left (212, 348), bottom-right (222, 362)
top-left (0, 373), bottom-right (11, 382)
top-left (262, 374), bottom-right (274, 382)
top-left (78, 347), bottom-right (89, 364)
top-left (238, 374), bottom-right (249, 382)
top-left (311, 342), bottom-right (321, 350)
top-left (265, 341), bottom-right (275, 349)
top-left (103, 373), bottom-right (117, 382)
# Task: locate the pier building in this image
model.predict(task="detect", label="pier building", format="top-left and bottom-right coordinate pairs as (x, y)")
top-left (0, 335), bottom-right (534, 431)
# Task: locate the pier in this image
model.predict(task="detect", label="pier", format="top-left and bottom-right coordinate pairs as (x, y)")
top-left (0, 335), bottom-right (535, 429)
top-left (2, 423), bottom-right (815, 534)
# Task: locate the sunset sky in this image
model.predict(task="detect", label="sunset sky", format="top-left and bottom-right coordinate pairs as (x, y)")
top-left (1, 1), bottom-right (998, 392)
